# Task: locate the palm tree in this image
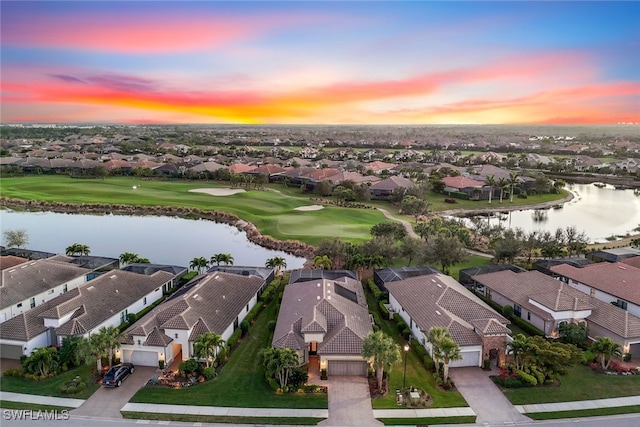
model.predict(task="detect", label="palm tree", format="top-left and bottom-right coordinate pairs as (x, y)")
top-left (427, 326), bottom-right (450, 372)
top-left (100, 326), bottom-right (125, 369)
top-left (313, 255), bottom-right (332, 270)
top-left (66, 243), bottom-right (91, 256)
top-left (65, 243), bottom-right (80, 256)
top-left (79, 332), bottom-right (110, 372)
top-left (497, 177), bottom-right (508, 203)
top-left (508, 172), bottom-right (520, 203)
top-left (592, 336), bottom-right (622, 370)
top-left (265, 256), bottom-right (287, 276)
top-left (190, 257), bottom-right (209, 274)
top-left (439, 337), bottom-right (462, 380)
top-left (362, 331), bottom-right (401, 393)
top-left (211, 253), bottom-right (234, 266)
top-left (484, 175), bottom-right (496, 204)
top-left (193, 331), bottom-right (225, 368)
top-left (119, 252), bottom-right (139, 266)
top-left (507, 333), bottom-right (530, 370)
top-left (260, 346), bottom-right (300, 389)
top-left (23, 347), bottom-right (59, 377)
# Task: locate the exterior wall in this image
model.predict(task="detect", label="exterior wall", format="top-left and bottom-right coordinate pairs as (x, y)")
top-left (587, 322), bottom-right (628, 348)
top-left (164, 328), bottom-right (190, 361)
top-left (236, 293), bottom-right (259, 325)
top-left (564, 277), bottom-right (640, 318)
top-left (485, 289), bottom-right (551, 334)
top-left (1, 275), bottom-right (86, 321)
top-left (304, 332), bottom-right (325, 343)
top-left (482, 335), bottom-right (507, 367)
top-left (220, 322), bottom-right (235, 343)
top-left (2, 331), bottom-right (51, 357)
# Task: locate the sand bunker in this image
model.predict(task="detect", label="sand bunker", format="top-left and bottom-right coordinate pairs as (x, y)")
top-left (189, 188), bottom-right (246, 196)
top-left (294, 205), bottom-right (324, 211)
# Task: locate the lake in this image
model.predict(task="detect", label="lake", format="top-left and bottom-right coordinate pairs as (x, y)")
top-left (0, 210), bottom-right (307, 269)
top-left (459, 183), bottom-right (640, 243)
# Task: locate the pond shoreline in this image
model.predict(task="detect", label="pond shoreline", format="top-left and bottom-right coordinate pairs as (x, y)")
top-left (440, 190), bottom-right (575, 217)
top-left (0, 197), bottom-right (316, 263)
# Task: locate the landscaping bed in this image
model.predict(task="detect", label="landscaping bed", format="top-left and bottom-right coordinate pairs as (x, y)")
top-left (0, 365), bottom-right (99, 399)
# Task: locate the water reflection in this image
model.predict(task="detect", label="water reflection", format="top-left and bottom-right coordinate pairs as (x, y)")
top-left (0, 210), bottom-right (306, 269)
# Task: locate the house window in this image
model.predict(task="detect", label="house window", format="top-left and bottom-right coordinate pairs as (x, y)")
top-left (527, 312), bottom-right (531, 321)
top-left (246, 303), bottom-right (250, 312)
top-left (514, 305), bottom-right (522, 318)
top-left (137, 340), bottom-right (141, 346)
top-left (616, 300), bottom-right (628, 310)
top-left (175, 333), bottom-right (178, 339)
top-left (48, 289), bottom-right (55, 294)
top-left (17, 303), bottom-right (22, 308)
top-left (120, 309), bottom-right (128, 323)
top-left (590, 288), bottom-right (595, 297)
top-left (30, 298), bottom-right (36, 309)
top-left (233, 317), bottom-right (239, 331)
top-left (486, 289), bottom-right (492, 299)
top-left (63, 284), bottom-right (68, 293)
top-left (143, 297), bottom-right (147, 305)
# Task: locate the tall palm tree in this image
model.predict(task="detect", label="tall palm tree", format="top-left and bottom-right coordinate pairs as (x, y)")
top-left (592, 336), bottom-right (622, 370)
top-left (362, 331), bottom-right (401, 393)
top-left (211, 253), bottom-right (234, 266)
top-left (65, 243), bottom-right (80, 256)
top-left (427, 326), bottom-right (450, 371)
top-left (79, 332), bottom-right (110, 372)
top-left (508, 172), bottom-right (520, 203)
top-left (100, 326), bottom-right (125, 369)
top-left (484, 175), bottom-right (496, 204)
top-left (23, 347), bottom-right (59, 377)
top-left (66, 243), bottom-right (91, 256)
top-left (439, 337), bottom-right (462, 380)
top-left (260, 347), bottom-right (300, 389)
top-left (190, 257), bottom-right (209, 274)
top-left (193, 331), bottom-right (225, 368)
top-left (265, 256), bottom-right (287, 276)
top-left (497, 177), bottom-right (508, 203)
top-left (507, 333), bottom-right (530, 370)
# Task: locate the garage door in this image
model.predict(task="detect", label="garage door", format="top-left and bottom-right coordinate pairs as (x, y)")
top-left (630, 343), bottom-right (640, 358)
top-left (327, 360), bottom-right (368, 376)
top-left (0, 344), bottom-right (24, 360)
top-left (449, 350), bottom-right (481, 368)
top-left (124, 350), bottom-right (157, 367)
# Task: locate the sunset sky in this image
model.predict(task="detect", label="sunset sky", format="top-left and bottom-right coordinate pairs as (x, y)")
top-left (1, 1), bottom-right (639, 125)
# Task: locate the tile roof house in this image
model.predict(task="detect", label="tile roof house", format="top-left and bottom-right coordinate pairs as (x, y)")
top-left (120, 271), bottom-right (266, 367)
top-left (386, 273), bottom-right (510, 368)
top-left (273, 272), bottom-right (373, 377)
top-left (471, 269), bottom-right (640, 357)
top-left (441, 176), bottom-right (487, 199)
top-left (0, 259), bottom-right (91, 322)
top-left (0, 255), bottom-right (28, 271)
top-left (0, 269), bottom-right (172, 360)
top-left (550, 261), bottom-right (640, 318)
top-left (369, 176), bottom-right (414, 198)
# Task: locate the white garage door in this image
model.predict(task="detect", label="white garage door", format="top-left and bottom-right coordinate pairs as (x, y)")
top-left (327, 360), bottom-right (368, 376)
top-left (449, 350), bottom-right (481, 368)
top-left (124, 350), bottom-right (158, 367)
top-left (0, 343), bottom-right (24, 360)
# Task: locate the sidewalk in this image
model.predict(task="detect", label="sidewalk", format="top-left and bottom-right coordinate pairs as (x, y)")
top-left (374, 407), bottom-right (476, 418)
top-left (515, 395), bottom-right (640, 414)
top-left (0, 391), bottom-right (85, 408)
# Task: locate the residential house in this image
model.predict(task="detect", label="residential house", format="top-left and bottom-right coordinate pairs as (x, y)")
top-left (0, 259), bottom-right (91, 322)
top-left (441, 176), bottom-right (486, 199)
top-left (364, 161), bottom-right (397, 174)
top-left (120, 271), bottom-right (266, 367)
top-left (373, 266), bottom-right (440, 293)
top-left (273, 271), bottom-right (372, 377)
top-left (0, 269), bottom-right (172, 359)
top-left (472, 269), bottom-right (640, 357)
top-left (369, 176), bottom-right (414, 198)
top-left (120, 263), bottom-right (188, 292)
top-left (585, 247), bottom-right (640, 263)
top-left (386, 274), bottom-right (510, 367)
top-left (550, 261), bottom-right (640, 318)
top-left (0, 255), bottom-right (29, 271)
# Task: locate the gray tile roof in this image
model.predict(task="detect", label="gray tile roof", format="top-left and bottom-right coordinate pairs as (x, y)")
top-left (54, 270), bottom-right (173, 337)
top-left (124, 271), bottom-right (265, 346)
top-left (273, 276), bottom-right (372, 356)
top-left (385, 273), bottom-right (508, 347)
top-left (1, 259), bottom-right (91, 309)
top-left (474, 270), bottom-right (640, 339)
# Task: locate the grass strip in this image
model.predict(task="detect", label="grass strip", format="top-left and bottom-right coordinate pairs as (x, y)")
top-left (0, 401), bottom-right (72, 411)
top-left (379, 415), bottom-right (476, 425)
top-left (526, 405), bottom-right (640, 420)
top-left (122, 411), bottom-right (323, 425)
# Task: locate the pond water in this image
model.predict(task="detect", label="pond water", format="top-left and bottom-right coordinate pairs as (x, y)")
top-left (0, 210), bottom-right (306, 269)
top-left (459, 183), bottom-right (640, 243)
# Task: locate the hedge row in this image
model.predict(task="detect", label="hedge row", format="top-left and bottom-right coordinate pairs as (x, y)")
top-left (410, 340), bottom-right (435, 372)
top-left (368, 280), bottom-right (386, 301)
top-left (379, 301), bottom-right (390, 318)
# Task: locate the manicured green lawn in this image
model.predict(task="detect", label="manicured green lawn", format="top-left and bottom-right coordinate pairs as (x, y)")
top-left (0, 176), bottom-right (386, 244)
top-left (380, 415), bottom-right (476, 425)
top-left (503, 364), bottom-right (640, 404)
top-left (426, 190), bottom-right (568, 212)
top-left (0, 365), bottom-right (99, 399)
top-left (447, 255), bottom-right (492, 281)
top-left (122, 412), bottom-right (323, 425)
top-left (0, 401), bottom-right (72, 411)
top-left (130, 299), bottom-right (327, 408)
top-left (365, 293), bottom-right (467, 409)
top-left (527, 405), bottom-right (640, 420)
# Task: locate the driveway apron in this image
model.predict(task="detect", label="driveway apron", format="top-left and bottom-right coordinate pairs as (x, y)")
top-left (319, 376), bottom-right (382, 427)
top-left (71, 366), bottom-right (157, 418)
top-left (449, 367), bottom-right (530, 424)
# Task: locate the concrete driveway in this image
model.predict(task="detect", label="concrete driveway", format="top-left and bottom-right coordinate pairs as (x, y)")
top-left (71, 365), bottom-right (157, 418)
top-left (449, 367), bottom-right (530, 424)
top-left (319, 376), bottom-right (382, 427)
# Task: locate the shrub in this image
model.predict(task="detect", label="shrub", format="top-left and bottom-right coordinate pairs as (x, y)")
top-left (240, 320), bottom-right (250, 337)
top-left (227, 328), bottom-right (243, 349)
top-left (517, 370), bottom-right (537, 386)
top-left (320, 369), bottom-right (327, 380)
top-left (423, 356), bottom-right (434, 371)
top-left (289, 368), bottom-right (308, 389)
top-left (511, 316), bottom-right (545, 336)
top-left (60, 381), bottom-right (86, 394)
top-left (444, 198), bottom-right (457, 204)
top-left (582, 350), bottom-right (595, 365)
top-left (179, 359), bottom-right (199, 376)
top-left (267, 320), bottom-right (277, 332)
top-left (483, 359), bottom-right (491, 370)
top-left (243, 303), bottom-right (262, 324)
top-left (260, 289), bottom-right (272, 303)
top-left (410, 340), bottom-right (427, 358)
top-left (502, 305), bottom-right (514, 320)
top-left (379, 301), bottom-right (390, 318)
top-left (202, 367), bottom-right (216, 380)
top-left (368, 281), bottom-right (383, 301)
top-left (624, 352), bottom-right (632, 362)
top-left (158, 360), bottom-right (165, 370)
top-left (268, 378), bottom-right (279, 391)
top-left (127, 313), bottom-right (137, 324)
top-left (3, 368), bottom-right (24, 377)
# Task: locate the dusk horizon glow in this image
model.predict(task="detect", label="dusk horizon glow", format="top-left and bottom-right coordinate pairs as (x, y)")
top-left (1, 1), bottom-right (639, 125)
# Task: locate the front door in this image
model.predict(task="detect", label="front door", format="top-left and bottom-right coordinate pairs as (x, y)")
top-left (309, 342), bottom-right (317, 355)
